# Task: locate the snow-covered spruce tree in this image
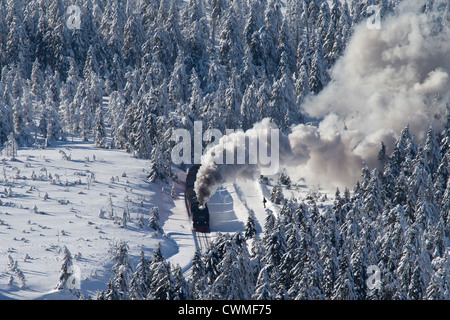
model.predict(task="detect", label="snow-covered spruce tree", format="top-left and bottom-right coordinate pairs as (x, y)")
top-left (244, 209), bottom-right (257, 240)
top-left (240, 81), bottom-right (260, 131)
top-left (262, 208), bottom-right (276, 245)
top-left (407, 147), bottom-right (432, 208)
top-left (434, 154), bottom-right (448, 205)
top-left (308, 31), bottom-right (328, 95)
top-left (210, 0), bottom-right (227, 41)
top-left (269, 51), bottom-right (297, 130)
top-left (222, 75), bottom-right (242, 129)
top-left (363, 168), bottom-right (384, 222)
top-left (210, 244), bottom-right (247, 299)
top-left (150, 258), bottom-right (174, 300)
top-left (100, 0), bottom-right (126, 66)
top-left (442, 179), bottom-right (450, 237)
top-left (317, 0), bottom-right (331, 42)
top-left (315, 206), bottom-right (339, 299)
top-left (105, 53), bottom-right (125, 94)
top-left (122, 11), bottom-right (145, 69)
top-left (31, 58), bottom-right (44, 102)
top-left (332, 244), bottom-right (357, 300)
top-left (110, 241), bottom-right (134, 300)
top-left (278, 246), bottom-right (296, 298)
top-left (172, 264), bottom-right (191, 300)
top-left (262, 219), bottom-right (287, 296)
top-left (252, 266), bottom-right (276, 300)
top-left (426, 256), bottom-right (450, 300)
top-left (12, 96), bottom-right (32, 146)
top-left (5, 7), bottom-right (28, 70)
top-left (0, 89), bottom-right (12, 145)
top-left (55, 246), bottom-right (78, 292)
top-left (94, 106), bottom-right (106, 148)
top-left (279, 172), bottom-right (291, 188)
top-left (190, 248), bottom-right (207, 299)
top-left (381, 162), bottom-right (396, 203)
top-left (208, 233), bottom-right (255, 300)
top-left (350, 237), bottom-right (371, 300)
top-left (163, 1), bottom-right (182, 67)
top-left (263, 0), bottom-right (283, 76)
top-left (147, 142), bottom-right (168, 183)
top-left (440, 109), bottom-right (450, 156)
top-left (168, 53), bottom-right (188, 107)
top-left (148, 206), bottom-right (162, 233)
top-left (132, 115), bottom-right (152, 159)
top-left (108, 90), bottom-right (126, 148)
top-left (232, 232), bottom-right (256, 297)
top-left (8, 255), bottom-right (26, 289)
top-left (147, 243), bottom-right (175, 300)
top-left (218, 8), bottom-right (244, 75)
top-left (3, 132), bottom-right (18, 160)
top-left (277, 15), bottom-right (296, 75)
top-left (203, 234), bottom-right (228, 288)
top-left (182, 17), bottom-right (209, 85)
top-left (424, 126), bottom-right (441, 176)
top-left (270, 181), bottom-right (283, 204)
top-left (378, 205), bottom-right (408, 290)
top-left (59, 58), bottom-right (80, 133)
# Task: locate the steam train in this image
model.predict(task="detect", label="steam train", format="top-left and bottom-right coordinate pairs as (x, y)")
top-left (185, 164), bottom-right (210, 233)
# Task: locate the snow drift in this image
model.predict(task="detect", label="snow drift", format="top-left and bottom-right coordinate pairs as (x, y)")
top-left (195, 0), bottom-right (450, 205)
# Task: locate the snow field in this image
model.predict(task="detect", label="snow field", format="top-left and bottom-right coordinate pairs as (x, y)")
top-left (0, 139), bottom-right (171, 299)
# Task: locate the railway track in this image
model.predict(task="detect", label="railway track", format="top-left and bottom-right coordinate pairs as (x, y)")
top-left (196, 231), bottom-right (210, 252)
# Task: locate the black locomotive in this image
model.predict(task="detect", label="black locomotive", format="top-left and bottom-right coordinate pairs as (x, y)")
top-left (185, 164), bottom-right (210, 233)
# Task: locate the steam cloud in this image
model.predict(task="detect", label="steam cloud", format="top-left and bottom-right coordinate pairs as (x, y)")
top-left (195, 0), bottom-right (450, 205)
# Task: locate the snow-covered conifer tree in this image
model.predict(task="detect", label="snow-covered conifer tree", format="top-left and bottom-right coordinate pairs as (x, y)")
top-left (245, 209), bottom-right (257, 240)
top-left (148, 206), bottom-right (162, 233)
top-left (252, 266), bottom-right (276, 300)
top-left (190, 248), bottom-right (207, 299)
top-left (111, 241), bottom-right (134, 299)
top-left (94, 106), bottom-right (106, 148)
top-left (55, 246), bottom-right (77, 291)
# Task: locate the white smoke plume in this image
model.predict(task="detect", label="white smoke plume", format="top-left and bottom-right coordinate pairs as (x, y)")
top-left (297, 0), bottom-right (450, 187)
top-left (195, 0), bottom-right (450, 205)
top-left (195, 118), bottom-right (289, 205)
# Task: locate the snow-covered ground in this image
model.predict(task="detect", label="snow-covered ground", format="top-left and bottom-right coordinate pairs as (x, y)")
top-left (0, 138), bottom-right (332, 300)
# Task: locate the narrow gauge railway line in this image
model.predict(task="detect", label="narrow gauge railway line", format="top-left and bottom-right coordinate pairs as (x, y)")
top-left (196, 231), bottom-right (210, 252)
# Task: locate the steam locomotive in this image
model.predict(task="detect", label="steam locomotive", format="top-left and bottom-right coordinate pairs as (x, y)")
top-left (185, 164), bottom-right (210, 233)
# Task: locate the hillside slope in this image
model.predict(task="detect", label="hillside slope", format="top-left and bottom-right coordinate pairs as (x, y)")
top-left (0, 138), bottom-right (321, 299)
